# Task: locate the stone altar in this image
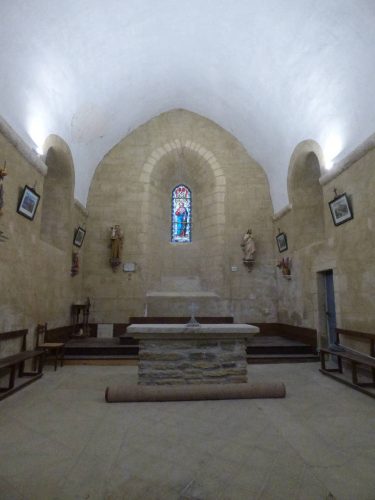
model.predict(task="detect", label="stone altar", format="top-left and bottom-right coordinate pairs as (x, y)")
top-left (127, 323), bottom-right (259, 385)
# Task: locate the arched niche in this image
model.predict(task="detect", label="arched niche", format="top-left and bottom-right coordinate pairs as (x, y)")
top-left (287, 140), bottom-right (325, 249)
top-left (140, 141), bottom-right (226, 293)
top-left (40, 135), bottom-right (75, 250)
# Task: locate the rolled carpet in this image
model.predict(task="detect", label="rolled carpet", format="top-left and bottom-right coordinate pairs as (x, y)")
top-left (105, 382), bottom-right (286, 402)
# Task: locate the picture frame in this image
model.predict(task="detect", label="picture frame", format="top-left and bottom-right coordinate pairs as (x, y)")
top-left (17, 185), bottom-right (40, 220)
top-left (329, 193), bottom-right (353, 226)
top-left (276, 232), bottom-right (288, 253)
top-left (73, 226), bottom-right (86, 247)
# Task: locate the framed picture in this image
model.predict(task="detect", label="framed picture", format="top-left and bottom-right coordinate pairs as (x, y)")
top-left (329, 193), bottom-right (353, 226)
top-left (73, 226), bottom-right (86, 247)
top-left (276, 232), bottom-right (288, 253)
top-left (17, 185), bottom-right (40, 220)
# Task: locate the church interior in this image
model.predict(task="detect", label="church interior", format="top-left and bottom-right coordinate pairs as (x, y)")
top-left (0, 1), bottom-right (374, 498)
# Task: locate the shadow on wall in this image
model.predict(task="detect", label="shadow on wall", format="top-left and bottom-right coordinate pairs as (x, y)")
top-left (40, 135), bottom-right (75, 250)
top-left (288, 141), bottom-right (325, 249)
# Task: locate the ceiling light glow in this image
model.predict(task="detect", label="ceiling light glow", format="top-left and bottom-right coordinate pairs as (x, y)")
top-left (323, 133), bottom-right (342, 170)
top-left (27, 115), bottom-right (47, 155)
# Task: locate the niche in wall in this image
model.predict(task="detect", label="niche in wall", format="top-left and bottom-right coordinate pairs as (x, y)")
top-left (40, 136), bottom-right (74, 250)
top-left (142, 145), bottom-right (226, 294)
top-left (289, 147), bottom-right (324, 249)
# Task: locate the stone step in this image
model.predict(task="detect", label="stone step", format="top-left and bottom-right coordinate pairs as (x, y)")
top-left (247, 336), bottom-right (316, 355)
top-left (64, 354), bottom-right (138, 360)
top-left (247, 353), bottom-right (319, 364)
top-left (65, 338), bottom-right (138, 357)
top-left (64, 336), bottom-right (318, 363)
top-left (247, 345), bottom-right (314, 355)
top-left (65, 354), bottom-right (318, 365)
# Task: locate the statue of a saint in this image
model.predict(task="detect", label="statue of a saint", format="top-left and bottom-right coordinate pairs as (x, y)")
top-left (0, 182), bottom-right (4, 216)
top-left (110, 225), bottom-right (123, 270)
top-left (0, 161), bottom-right (7, 216)
top-left (71, 251), bottom-right (79, 277)
top-left (241, 229), bottom-right (255, 261)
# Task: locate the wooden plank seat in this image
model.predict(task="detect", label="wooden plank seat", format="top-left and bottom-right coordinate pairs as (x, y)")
top-left (320, 330), bottom-right (375, 398)
top-left (36, 323), bottom-right (65, 371)
top-left (0, 330), bottom-right (44, 400)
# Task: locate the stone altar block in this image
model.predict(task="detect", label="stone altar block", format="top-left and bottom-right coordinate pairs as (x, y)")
top-left (127, 323), bottom-right (259, 385)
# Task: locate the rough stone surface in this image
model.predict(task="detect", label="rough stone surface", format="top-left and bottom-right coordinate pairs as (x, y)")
top-left (84, 110), bottom-right (276, 324)
top-left (138, 339), bottom-right (248, 385)
top-left (275, 144), bottom-right (375, 353)
top-left (1, 108), bottom-right (374, 362)
top-left (0, 132), bottom-right (87, 348)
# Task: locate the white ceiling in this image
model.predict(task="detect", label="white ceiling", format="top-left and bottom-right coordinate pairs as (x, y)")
top-left (1, 0), bottom-right (375, 211)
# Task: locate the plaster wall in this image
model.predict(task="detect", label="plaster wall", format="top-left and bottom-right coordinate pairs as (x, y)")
top-left (84, 110), bottom-right (277, 323)
top-left (0, 131), bottom-right (86, 352)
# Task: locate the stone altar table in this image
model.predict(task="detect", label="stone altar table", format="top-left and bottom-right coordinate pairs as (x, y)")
top-left (127, 323), bottom-right (259, 385)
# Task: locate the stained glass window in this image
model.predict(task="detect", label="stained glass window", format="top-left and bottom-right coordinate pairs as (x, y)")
top-left (171, 184), bottom-right (191, 243)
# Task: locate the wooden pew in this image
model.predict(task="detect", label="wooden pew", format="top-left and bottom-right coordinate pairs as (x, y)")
top-left (320, 329), bottom-right (375, 398)
top-left (0, 329), bottom-right (44, 400)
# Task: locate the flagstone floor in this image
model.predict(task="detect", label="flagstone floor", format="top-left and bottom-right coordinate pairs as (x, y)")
top-left (0, 363), bottom-right (374, 500)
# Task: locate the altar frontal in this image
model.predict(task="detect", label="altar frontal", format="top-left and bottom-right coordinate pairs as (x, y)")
top-left (105, 323), bottom-right (286, 402)
top-left (127, 323), bottom-right (258, 385)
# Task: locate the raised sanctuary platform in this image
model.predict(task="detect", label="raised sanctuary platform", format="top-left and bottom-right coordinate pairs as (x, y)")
top-left (127, 323), bottom-right (259, 385)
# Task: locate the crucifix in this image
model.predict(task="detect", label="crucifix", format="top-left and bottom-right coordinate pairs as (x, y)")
top-left (186, 302), bottom-right (200, 327)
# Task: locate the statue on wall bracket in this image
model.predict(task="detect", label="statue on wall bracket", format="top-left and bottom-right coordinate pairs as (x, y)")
top-left (0, 160), bottom-right (8, 216)
top-left (241, 228), bottom-right (255, 272)
top-left (71, 250), bottom-right (79, 277)
top-left (110, 225), bottom-right (123, 271)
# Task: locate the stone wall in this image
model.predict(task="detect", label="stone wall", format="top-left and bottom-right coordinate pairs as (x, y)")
top-left (84, 110), bottom-right (277, 324)
top-left (138, 339), bottom-right (248, 385)
top-left (2, 109), bottom-right (373, 359)
top-left (273, 143), bottom-right (375, 353)
top-left (0, 130), bottom-right (87, 350)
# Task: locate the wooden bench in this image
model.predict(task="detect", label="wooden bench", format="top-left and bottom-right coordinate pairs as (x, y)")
top-left (320, 329), bottom-right (375, 398)
top-left (0, 329), bottom-right (44, 400)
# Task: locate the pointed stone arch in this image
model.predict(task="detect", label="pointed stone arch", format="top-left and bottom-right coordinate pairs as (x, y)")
top-left (40, 135), bottom-right (75, 250)
top-left (287, 140), bottom-right (325, 249)
top-left (139, 139), bottom-right (227, 294)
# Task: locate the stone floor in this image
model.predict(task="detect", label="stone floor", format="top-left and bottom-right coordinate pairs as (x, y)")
top-left (0, 363), bottom-right (374, 500)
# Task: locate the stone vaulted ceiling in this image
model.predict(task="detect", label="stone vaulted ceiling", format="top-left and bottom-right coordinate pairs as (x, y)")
top-left (1, 0), bottom-right (375, 211)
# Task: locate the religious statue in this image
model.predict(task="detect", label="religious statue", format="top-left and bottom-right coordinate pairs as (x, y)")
top-left (0, 160), bottom-right (7, 216)
top-left (0, 182), bottom-right (4, 216)
top-left (71, 251), bottom-right (79, 277)
top-left (241, 229), bottom-right (256, 262)
top-left (110, 224), bottom-right (123, 270)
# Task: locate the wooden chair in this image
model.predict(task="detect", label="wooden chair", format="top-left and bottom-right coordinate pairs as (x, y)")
top-left (36, 323), bottom-right (65, 371)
